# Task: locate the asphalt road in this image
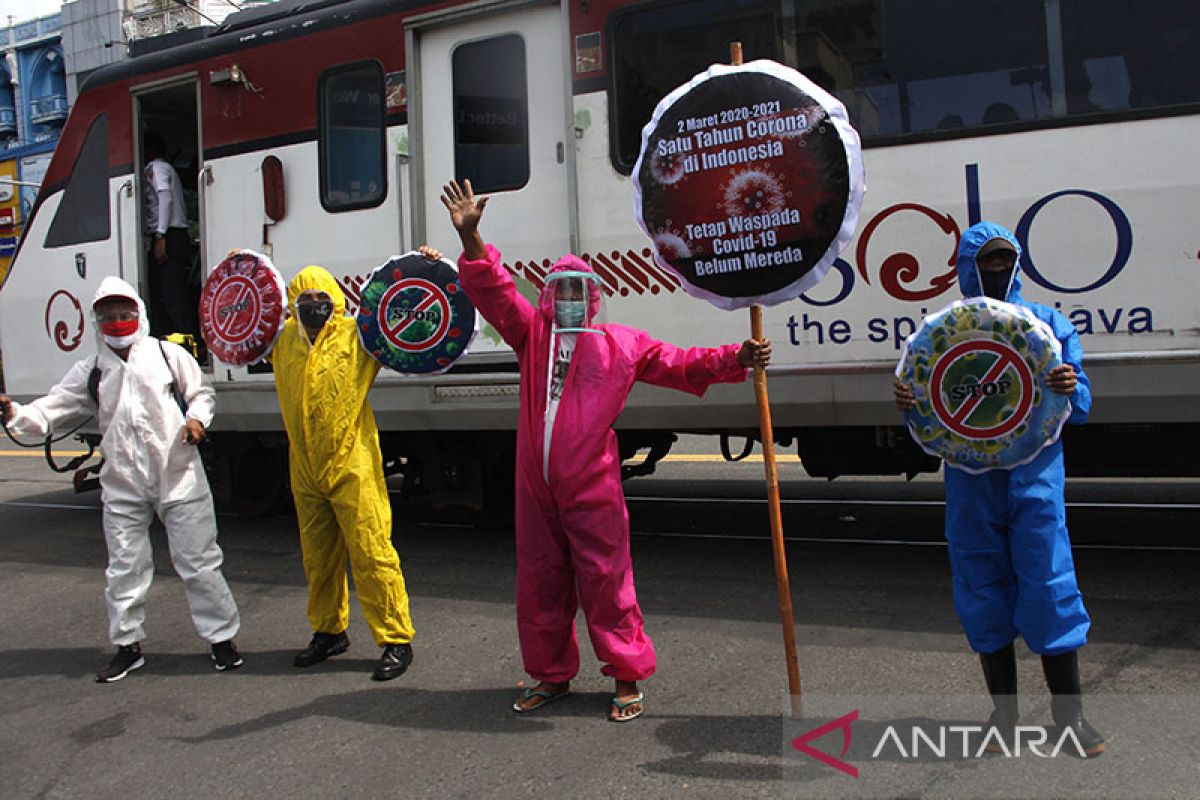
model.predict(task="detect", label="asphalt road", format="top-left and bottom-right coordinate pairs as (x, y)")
top-left (2, 440), bottom-right (1198, 799)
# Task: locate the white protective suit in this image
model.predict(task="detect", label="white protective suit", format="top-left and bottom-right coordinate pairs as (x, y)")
top-left (5, 277), bottom-right (239, 646)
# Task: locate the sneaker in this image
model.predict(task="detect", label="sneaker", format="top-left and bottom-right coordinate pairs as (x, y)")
top-left (96, 644), bottom-right (145, 683)
top-left (211, 640), bottom-right (244, 671)
top-left (293, 631), bottom-right (350, 668)
top-left (371, 643), bottom-right (413, 681)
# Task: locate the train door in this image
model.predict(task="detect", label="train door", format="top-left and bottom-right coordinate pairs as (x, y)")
top-left (132, 79), bottom-right (205, 343)
top-left (410, 2), bottom-right (574, 268)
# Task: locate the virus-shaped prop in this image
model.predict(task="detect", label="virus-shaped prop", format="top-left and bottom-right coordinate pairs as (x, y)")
top-left (896, 297), bottom-right (1071, 473)
top-left (356, 251), bottom-right (479, 375)
top-left (199, 249), bottom-right (287, 365)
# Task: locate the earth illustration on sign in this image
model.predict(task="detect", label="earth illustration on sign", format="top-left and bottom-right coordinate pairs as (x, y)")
top-left (896, 298), bottom-right (1071, 473)
top-left (198, 249), bottom-right (287, 366)
top-left (356, 252), bottom-right (478, 375)
top-left (632, 58), bottom-right (865, 310)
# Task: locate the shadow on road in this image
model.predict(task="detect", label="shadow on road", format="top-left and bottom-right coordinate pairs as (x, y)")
top-left (642, 712), bottom-right (1021, 784)
top-left (0, 647), bottom-right (377, 680)
top-left (172, 687), bottom-right (558, 742)
top-left (643, 713), bottom-right (785, 782)
top-left (0, 647), bottom-right (109, 680)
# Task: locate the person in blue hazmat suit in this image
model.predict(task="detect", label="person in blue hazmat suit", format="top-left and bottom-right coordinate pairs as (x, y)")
top-left (894, 221), bottom-right (1103, 756)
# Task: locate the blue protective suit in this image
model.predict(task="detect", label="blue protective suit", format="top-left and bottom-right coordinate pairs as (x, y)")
top-left (944, 221), bottom-right (1092, 656)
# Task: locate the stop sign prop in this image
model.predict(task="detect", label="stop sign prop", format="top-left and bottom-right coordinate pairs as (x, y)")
top-left (632, 59), bottom-right (865, 310)
top-left (897, 297), bottom-right (1072, 473)
top-left (355, 251), bottom-right (478, 375)
top-left (199, 249), bottom-right (287, 365)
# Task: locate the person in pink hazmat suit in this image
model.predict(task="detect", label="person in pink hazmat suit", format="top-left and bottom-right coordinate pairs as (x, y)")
top-left (439, 179), bottom-right (771, 722)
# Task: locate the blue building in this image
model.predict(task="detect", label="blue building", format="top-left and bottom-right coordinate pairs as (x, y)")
top-left (1, 12), bottom-right (68, 257)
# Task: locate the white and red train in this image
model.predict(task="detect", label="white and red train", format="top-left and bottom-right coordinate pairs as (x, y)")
top-left (3, 0), bottom-right (1198, 511)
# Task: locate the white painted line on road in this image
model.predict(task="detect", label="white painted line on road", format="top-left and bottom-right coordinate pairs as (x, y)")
top-left (627, 529), bottom-right (1200, 551)
top-left (627, 496), bottom-right (1200, 510)
top-left (629, 454), bottom-right (802, 463)
top-left (1068, 502), bottom-right (1200, 510)
top-left (630, 495), bottom-right (944, 506)
top-left (2, 501), bottom-right (99, 511)
top-left (1074, 543), bottom-right (1200, 551)
top-left (630, 529), bottom-right (947, 546)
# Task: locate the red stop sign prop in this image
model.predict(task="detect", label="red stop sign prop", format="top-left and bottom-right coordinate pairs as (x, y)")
top-left (199, 249), bottom-right (287, 365)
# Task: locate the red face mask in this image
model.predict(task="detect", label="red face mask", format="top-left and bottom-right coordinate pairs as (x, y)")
top-left (100, 319), bottom-right (139, 337)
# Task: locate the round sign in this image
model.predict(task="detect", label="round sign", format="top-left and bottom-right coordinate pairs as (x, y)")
top-left (896, 298), bottom-right (1071, 473)
top-left (199, 249), bottom-right (287, 365)
top-left (356, 252), bottom-right (478, 374)
top-left (377, 278), bottom-right (452, 352)
top-left (632, 59), bottom-right (865, 310)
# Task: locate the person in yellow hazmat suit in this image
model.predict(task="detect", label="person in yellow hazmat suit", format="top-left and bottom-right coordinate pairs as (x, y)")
top-left (270, 265), bottom-right (415, 680)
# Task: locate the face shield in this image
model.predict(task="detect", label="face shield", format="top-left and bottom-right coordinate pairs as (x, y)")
top-left (545, 270), bottom-right (605, 335)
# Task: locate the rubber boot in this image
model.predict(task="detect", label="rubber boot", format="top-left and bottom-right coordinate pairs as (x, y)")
top-left (1041, 649), bottom-right (1106, 757)
top-left (979, 642), bottom-right (1019, 753)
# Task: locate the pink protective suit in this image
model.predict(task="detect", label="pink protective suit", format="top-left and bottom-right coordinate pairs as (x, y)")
top-left (458, 244), bottom-right (748, 683)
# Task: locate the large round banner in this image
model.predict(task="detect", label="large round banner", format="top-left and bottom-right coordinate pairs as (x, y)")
top-left (198, 249), bottom-right (287, 365)
top-left (356, 252), bottom-right (478, 374)
top-left (633, 59), bottom-right (865, 310)
top-left (897, 298), bottom-right (1071, 473)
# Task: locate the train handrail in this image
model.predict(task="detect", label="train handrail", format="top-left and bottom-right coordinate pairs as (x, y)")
top-left (114, 179), bottom-right (133, 280)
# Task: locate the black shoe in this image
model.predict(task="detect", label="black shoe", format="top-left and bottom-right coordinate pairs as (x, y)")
top-left (371, 643), bottom-right (413, 681)
top-left (979, 643), bottom-right (1019, 752)
top-left (97, 644), bottom-right (145, 683)
top-left (1042, 650), bottom-right (1106, 757)
top-left (294, 631), bottom-right (350, 668)
top-left (211, 640), bottom-right (244, 671)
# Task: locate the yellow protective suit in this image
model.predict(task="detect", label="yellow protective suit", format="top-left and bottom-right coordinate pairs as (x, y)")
top-left (271, 266), bottom-right (414, 645)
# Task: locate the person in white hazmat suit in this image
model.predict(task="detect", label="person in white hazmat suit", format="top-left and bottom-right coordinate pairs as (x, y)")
top-left (0, 277), bottom-right (242, 682)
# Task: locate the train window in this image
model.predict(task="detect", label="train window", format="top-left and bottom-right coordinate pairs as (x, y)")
top-left (318, 61), bottom-right (386, 212)
top-left (1059, 0), bottom-right (1200, 114)
top-left (451, 34), bottom-right (529, 193)
top-left (608, 0), bottom-right (1200, 167)
top-left (608, 0), bottom-right (783, 172)
top-left (796, 0), bottom-right (1052, 139)
top-left (786, 0), bottom-right (1200, 137)
top-left (44, 113), bottom-right (110, 247)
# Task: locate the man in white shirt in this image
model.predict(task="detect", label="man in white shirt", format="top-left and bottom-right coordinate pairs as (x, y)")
top-left (143, 132), bottom-right (196, 337)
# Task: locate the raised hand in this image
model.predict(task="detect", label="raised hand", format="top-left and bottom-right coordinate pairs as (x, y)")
top-left (440, 179), bottom-right (489, 235)
top-left (418, 245), bottom-right (444, 262)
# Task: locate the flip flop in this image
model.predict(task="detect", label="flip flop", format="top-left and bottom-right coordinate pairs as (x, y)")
top-left (512, 687), bottom-right (570, 714)
top-left (609, 692), bottom-right (645, 723)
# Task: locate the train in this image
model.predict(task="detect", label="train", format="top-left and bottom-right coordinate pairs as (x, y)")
top-left (3, 0), bottom-right (1198, 514)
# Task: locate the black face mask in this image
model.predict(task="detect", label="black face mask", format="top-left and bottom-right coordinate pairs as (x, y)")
top-left (297, 300), bottom-right (334, 329)
top-left (980, 269), bottom-right (1014, 301)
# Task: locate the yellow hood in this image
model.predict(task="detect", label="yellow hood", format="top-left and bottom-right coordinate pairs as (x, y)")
top-left (287, 265), bottom-right (347, 316)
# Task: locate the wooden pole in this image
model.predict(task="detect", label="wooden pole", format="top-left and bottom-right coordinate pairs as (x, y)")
top-left (751, 306), bottom-right (803, 717)
top-left (732, 40), bottom-right (803, 717)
